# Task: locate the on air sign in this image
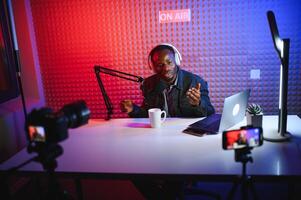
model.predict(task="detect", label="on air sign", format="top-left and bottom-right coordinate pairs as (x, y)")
top-left (159, 9), bottom-right (191, 23)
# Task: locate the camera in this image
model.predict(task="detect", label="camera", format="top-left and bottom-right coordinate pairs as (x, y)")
top-left (222, 126), bottom-right (263, 150)
top-left (23, 100), bottom-right (90, 199)
top-left (26, 100), bottom-right (90, 144)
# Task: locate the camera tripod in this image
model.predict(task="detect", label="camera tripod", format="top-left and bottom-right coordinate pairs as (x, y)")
top-left (227, 147), bottom-right (259, 200)
top-left (2, 143), bottom-right (72, 200)
top-left (28, 143), bottom-right (72, 200)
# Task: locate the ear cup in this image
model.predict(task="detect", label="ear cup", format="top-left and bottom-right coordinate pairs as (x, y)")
top-left (148, 43), bottom-right (182, 70)
top-left (174, 53), bottom-right (180, 66)
top-left (148, 53), bottom-right (153, 70)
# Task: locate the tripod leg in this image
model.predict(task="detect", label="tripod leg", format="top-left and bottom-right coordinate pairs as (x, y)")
top-left (75, 178), bottom-right (83, 200)
top-left (47, 172), bottom-right (72, 200)
top-left (288, 182), bottom-right (295, 200)
top-left (33, 176), bottom-right (43, 200)
top-left (242, 178), bottom-right (248, 200)
top-left (248, 178), bottom-right (259, 200)
top-left (0, 175), bottom-right (11, 200)
top-left (227, 178), bottom-right (240, 200)
top-left (48, 173), bottom-right (60, 200)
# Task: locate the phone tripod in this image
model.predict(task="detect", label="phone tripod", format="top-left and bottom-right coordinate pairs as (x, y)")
top-left (227, 147), bottom-right (259, 200)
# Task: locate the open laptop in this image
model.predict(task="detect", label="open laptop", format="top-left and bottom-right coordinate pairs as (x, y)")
top-left (183, 89), bottom-right (250, 136)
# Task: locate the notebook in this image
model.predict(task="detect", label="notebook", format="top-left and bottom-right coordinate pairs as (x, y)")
top-left (183, 89), bottom-right (250, 136)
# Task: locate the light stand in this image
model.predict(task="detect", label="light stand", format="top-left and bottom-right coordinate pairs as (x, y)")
top-left (227, 148), bottom-right (258, 200)
top-left (264, 11), bottom-right (291, 142)
top-left (7, 0), bottom-right (28, 120)
top-left (94, 65), bottom-right (144, 120)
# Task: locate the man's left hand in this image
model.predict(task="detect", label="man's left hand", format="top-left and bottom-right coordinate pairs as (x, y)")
top-left (186, 83), bottom-right (201, 106)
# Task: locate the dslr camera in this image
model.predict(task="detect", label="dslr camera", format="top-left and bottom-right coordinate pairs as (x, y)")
top-left (222, 126), bottom-right (263, 150)
top-left (26, 100), bottom-right (90, 144)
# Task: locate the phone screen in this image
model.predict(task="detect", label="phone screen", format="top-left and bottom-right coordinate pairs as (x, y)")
top-left (28, 125), bottom-right (46, 142)
top-left (222, 127), bottom-right (263, 150)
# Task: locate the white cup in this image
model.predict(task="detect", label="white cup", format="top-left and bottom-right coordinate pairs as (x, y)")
top-left (148, 108), bottom-right (166, 128)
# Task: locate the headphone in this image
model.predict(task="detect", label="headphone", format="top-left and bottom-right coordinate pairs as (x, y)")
top-left (148, 43), bottom-right (182, 70)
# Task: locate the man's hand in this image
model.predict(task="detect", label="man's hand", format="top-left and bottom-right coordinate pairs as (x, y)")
top-left (186, 83), bottom-right (201, 106)
top-left (120, 99), bottom-right (134, 113)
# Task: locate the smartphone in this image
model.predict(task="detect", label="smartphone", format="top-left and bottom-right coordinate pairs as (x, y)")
top-left (222, 126), bottom-right (263, 150)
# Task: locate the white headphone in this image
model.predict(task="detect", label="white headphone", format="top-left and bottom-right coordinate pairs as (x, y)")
top-left (148, 43), bottom-right (182, 70)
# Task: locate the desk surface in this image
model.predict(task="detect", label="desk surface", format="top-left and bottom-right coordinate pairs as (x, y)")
top-left (1, 115), bottom-right (301, 179)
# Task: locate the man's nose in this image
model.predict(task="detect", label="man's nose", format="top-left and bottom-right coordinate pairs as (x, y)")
top-left (162, 64), bottom-right (172, 71)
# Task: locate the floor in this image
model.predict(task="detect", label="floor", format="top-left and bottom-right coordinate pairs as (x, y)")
top-left (5, 176), bottom-right (301, 200)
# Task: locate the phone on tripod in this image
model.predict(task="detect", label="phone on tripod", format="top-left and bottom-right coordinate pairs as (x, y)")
top-left (222, 126), bottom-right (263, 150)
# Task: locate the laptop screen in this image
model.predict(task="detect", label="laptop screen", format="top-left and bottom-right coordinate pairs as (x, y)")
top-left (218, 89), bottom-right (250, 132)
top-left (186, 89), bottom-right (250, 134)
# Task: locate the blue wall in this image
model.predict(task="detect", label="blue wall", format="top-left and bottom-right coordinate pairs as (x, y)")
top-left (30, 0), bottom-right (301, 118)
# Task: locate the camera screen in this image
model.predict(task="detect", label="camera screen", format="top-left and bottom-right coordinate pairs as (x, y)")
top-left (223, 127), bottom-right (262, 150)
top-left (28, 126), bottom-right (46, 142)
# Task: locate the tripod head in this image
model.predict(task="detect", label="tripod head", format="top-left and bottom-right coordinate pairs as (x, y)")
top-left (233, 147), bottom-right (254, 181)
top-left (228, 148), bottom-right (259, 200)
top-left (27, 142), bottom-right (63, 172)
top-left (234, 147), bottom-right (254, 164)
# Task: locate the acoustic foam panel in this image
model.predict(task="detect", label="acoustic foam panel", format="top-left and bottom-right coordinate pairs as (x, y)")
top-left (29, 0), bottom-right (301, 119)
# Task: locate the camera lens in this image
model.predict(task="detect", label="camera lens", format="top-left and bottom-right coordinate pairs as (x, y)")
top-left (60, 100), bottom-right (90, 128)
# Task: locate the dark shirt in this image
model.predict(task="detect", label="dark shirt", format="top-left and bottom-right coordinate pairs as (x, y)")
top-left (162, 76), bottom-right (178, 117)
top-left (129, 68), bottom-right (215, 118)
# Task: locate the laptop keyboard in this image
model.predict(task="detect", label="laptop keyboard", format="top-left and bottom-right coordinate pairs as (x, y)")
top-left (189, 114), bottom-right (222, 129)
top-left (203, 120), bottom-right (220, 131)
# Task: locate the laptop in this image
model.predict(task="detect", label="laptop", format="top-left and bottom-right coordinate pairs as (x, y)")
top-left (183, 89), bottom-right (250, 136)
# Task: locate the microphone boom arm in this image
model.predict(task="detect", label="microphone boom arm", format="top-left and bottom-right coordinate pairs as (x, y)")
top-left (94, 65), bottom-right (144, 120)
top-left (95, 66), bottom-right (144, 83)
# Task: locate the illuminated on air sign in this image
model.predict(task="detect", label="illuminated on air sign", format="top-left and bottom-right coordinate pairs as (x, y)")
top-left (159, 9), bottom-right (191, 23)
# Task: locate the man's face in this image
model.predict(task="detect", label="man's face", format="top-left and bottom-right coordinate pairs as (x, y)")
top-left (151, 49), bottom-right (178, 83)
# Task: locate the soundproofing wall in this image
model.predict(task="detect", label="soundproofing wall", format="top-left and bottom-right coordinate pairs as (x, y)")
top-left (29, 0), bottom-right (301, 119)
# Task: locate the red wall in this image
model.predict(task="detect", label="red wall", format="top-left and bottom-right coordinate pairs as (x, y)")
top-left (29, 0), bottom-right (301, 119)
top-left (31, 0), bottom-right (151, 118)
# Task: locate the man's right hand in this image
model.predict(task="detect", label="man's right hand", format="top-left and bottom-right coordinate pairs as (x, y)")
top-left (120, 99), bottom-right (134, 113)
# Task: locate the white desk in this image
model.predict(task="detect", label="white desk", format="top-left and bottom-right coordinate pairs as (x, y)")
top-left (1, 115), bottom-right (301, 180)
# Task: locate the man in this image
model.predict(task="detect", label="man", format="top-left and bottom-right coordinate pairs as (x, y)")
top-left (120, 44), bottom-right (215, 199)
top-left (120, 43), bottom-right (215, 118)
top-left (237, 132), bottom-right (247, 145)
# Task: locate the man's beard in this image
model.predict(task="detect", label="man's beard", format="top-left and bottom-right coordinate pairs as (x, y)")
top-left (161, 67), bottom-right (178, 84)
